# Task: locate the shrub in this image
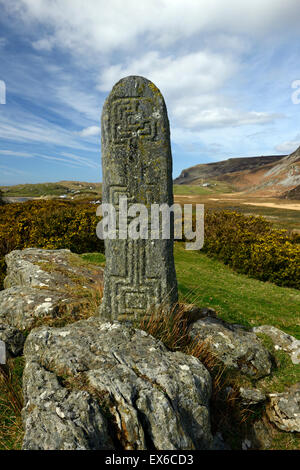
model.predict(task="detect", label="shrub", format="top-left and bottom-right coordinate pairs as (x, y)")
top-left (201, 210), bottom-right (300, 289)
top-left (0, 200), bottom-right (104, 289)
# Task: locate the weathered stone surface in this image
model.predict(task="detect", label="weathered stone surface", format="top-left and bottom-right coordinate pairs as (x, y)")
top-left (100, 75), bottom-right (178, 322)
top-left (239, 387), bottom-right (266, 406)
top-left (22, 361), bottom-right (114, 450)
top-left (4, 248), bottom-right (103, 290)
top-left (0, 248), bottom-right (103, 336)
top-left (0, 286), bottom-right (71, 331)
top-left (188, 317), bottom-right (273, 378)
top-left (253, 325), bottom-right (300, 365)
top-left (22, 318), bottom-right (213, 450)
top-left (266, 383), bottom-right (300, 432)
top-left (0, 323), bottom-right (25, 356)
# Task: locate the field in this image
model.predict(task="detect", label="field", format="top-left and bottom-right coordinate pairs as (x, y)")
top-left (173, 181), bottom-right (234, 195)
top-left (174, 188), bottom-right (300, 232)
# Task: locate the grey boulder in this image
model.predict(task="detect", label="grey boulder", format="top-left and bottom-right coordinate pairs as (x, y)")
top-left (0, 248), bottom-right (104, 345)
top-left (0, 323), bottom-right (25, 356)
top-left (188, 317), bottom-right (273, 378)
top-left (266, 383), bottom-right (300, 433)
top-left (22, 318), bottom-right (213, 450)
top-left (253, 325), bottom-right (300, 365)
top-left (239, 387), bottom-right (266, 406)
top-left (4, 247), bottom-right (103, 290)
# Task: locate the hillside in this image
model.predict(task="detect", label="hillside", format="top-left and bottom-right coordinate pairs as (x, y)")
top-left (174, 148), bottom-right (300, 199)
top-left (0, 181), bottom-right (102, 200)
top-left (174, 155), bottom-right (286, 185)
top-left (281, 184), bottom-right (300, 200)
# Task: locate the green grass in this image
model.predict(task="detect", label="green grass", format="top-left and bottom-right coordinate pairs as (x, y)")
top-left (81, 244), bottom-right (300, 339)
top-left (256, 335), bottom-right (300, 392)
top-left (0, 182), bottom-right (102, 198)
top-left (174, 242), bottom-right (300, 339)
top-left (173, 181), bottom-right (233, 195)
top-left (0, 358), bottom-right (24, 450)
top-left (0, 183), bottom-right (71, 197)
top-left (81, 252), bottom-right (106, 267)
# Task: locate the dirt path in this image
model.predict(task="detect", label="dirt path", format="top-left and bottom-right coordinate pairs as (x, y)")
top-left (243, 202), bottom-right (300, 211)
top-left (174, 195), bottom-right (300, 211)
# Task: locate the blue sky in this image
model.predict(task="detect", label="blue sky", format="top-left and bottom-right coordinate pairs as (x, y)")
top-left (0, 0), bottom-right (300, 185)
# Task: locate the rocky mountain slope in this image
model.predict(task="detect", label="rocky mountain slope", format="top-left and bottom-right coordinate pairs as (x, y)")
top-left (174, 147), bottom-right (300, 198)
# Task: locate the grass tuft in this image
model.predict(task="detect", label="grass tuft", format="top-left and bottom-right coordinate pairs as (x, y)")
top-left (0, 358), bottom-right (24, 450)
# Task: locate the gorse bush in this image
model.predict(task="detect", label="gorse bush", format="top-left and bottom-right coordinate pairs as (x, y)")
top-left (0, 201), bottom-right (298, 290)
top-left (202, 210), bottom-right (300, 289)
top-left (0, 200), bottom-right (104, 289)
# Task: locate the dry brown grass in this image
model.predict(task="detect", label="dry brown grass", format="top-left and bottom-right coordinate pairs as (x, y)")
top-left (137, 302), bottom-right (266, 449)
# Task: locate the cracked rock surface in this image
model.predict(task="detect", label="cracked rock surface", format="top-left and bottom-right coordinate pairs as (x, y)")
top-left (0, 248), bottom-right (103, 341)
top-left (0, 323), bottom-right (25, 356)
top-left (266, 383), bottom-right (300, 433)
top-left (4, 248), bottom-right (103, 290)
top-left (253, 325), bottom-right (300, 365)
top-left (188, 317), bottom-right (273, 378)
top-left (22, 318), bottom-right (213, 450)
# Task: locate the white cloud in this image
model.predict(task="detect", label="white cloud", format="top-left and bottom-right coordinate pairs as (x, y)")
top-left (78, 126), bottom-right (100, 137)
top-left (0, 112), bottom-right (96, 152)
top-left (175, 108), bottom-right (284, 130)
top-left (0, 164), bottom-right (29, 176)
top-left (39, 152), bottom-right (98, 169)
top-left (0, 0), bottom-right (298, 182)
top-left (275, 140), bottom-right (300, 154)
top-left (0, 150), bottom-right (32, 157)
top-left (98, 50), bottom-right (236, 96)
top-left (53, 86), bottom-right (101, 121)
top-left (4, 1), bottom-right (300, 56)
top-left (32, 36), bottom-right (55, 51)
top-left (98, 50), bottom-right (283, 131)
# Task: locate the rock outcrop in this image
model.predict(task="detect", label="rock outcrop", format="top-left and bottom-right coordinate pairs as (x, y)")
top-left (239, 387), bottom-right (266, 406)
top-left (188, 316), bottom-right (273, 378)
top-left (0, 248), bottom-right (103, 343)
top-left (266, 383), bottom-right (300, 433)
top-left (22, 318), bottom-right (213, 450)
top-left (0, 323), bottom-right (25, 356)
top-left (253, 325), bottom-right (300, 365)
top-left (1, 247), bottom-right (298, 451)
top-left (4, 248), bottom-right (102, 290)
